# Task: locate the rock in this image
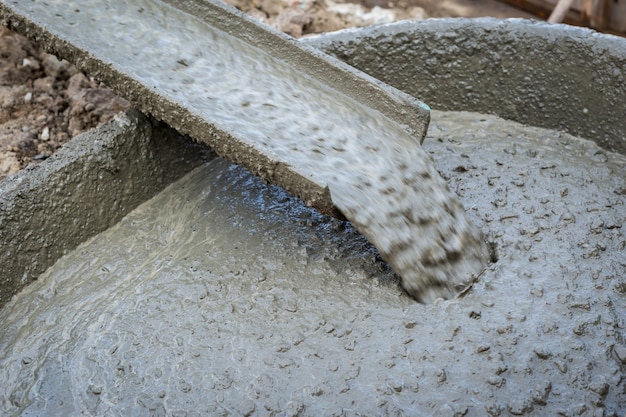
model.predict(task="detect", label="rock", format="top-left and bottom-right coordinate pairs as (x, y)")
top-left (273, 9), bottom-right (314, 37)
top-left (485, 402), bottom-right (503, 416)
top-left (41, 53), bottom-right (74, 79)
top-left (587, 377), bottom-right (609, 399)
top-left (613, 344), bottom-right (626, 364)
top-left (508, 398), bottom-right (533, 415)
top-left (0, 151), bottom-right (20, 177)
top-left (531, 380), bottom-right (552, 405)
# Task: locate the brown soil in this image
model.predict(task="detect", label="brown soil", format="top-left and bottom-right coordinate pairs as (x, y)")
top-left (0, 0), bottom-right (534, 180)
top-left (230, 0), bottom-right (535, 37)
top-left (0, 27), bottom-right (131, 179)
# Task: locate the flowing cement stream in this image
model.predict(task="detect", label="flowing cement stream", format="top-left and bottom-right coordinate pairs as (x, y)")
top-left (0, 0), bottom-right (489, 301)
top-left (1, 111), bottom-right (624, 415)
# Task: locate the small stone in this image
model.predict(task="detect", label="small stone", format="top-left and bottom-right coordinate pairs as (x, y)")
top-left (242, 400), bottom-right (256, 417)
top-left (569, 301), bottom-right (591, 311)
top-left (390, 380), bottom-right (403, 393)
top-left (469, 311), bottom-right (481, 319)
top-left (494, 364), bottom-right (508, 375)
top-left (327, 360), bottom-right (339, 372)
top-left (485, 403), bottom-right (503, 416)
top-left (344, 339), bottom-right (356, 351)
top-left (89, 385), bottom-right (103, 395)
top-left (569, 403), bottom-right (587, 416)
top-left (573, 321), bottom-right (587, 336)
top-left (280, 297), bottom-right (297, 313)
top-left (40, 126), bottom-right (50, 141)
top-left (436, 368), bottom-right (447, 384)
top-left (177, 379), bottom-right (191, 393)
top-left (587, 377), bottom-right (609, 398)
top-left (291, 332), bottom-right (305, 346)
top-left (404, 321), bottom-right (417, 329)
top-left (554, 360), bottom-right (568, 374)
top-left (559, 211), bottom-right (575, 223)
top-left (613, 344), bottom-right (626, 364)
top-left (531, 380), bottom-right (552, 405)
top-left (276, 342), bottom-right (291, 353)
top-left (508, 399), bottom-right (533, 415)
top-left (381, 359), bottom-right (395, 369)
top-left (284, 401), bottom-right (304, 417)
top-left (486, 376), bottom-right (505, 387)
top-left (22, 58), bottom-right (40, 69)
top-left (211, 405), bottom-right (230, 417)
top-left (589, 219), bottom-right (604, 234)
top-left (542, 322), bottom-right (557, 334)
top-left (533, 347), bottom-right (552, 360)
top-left (0, 151), bottom-right (20, 176)
top-left (449, 404), bottom-right (469, 417)
top-left (42, 53), bottom-right (71, 79)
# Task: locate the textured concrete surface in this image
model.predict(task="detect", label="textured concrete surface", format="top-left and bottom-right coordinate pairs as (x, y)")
top-left (0, 110), bottom-right (212, 308)
top-left (305, 18), bottom-right (626, 155)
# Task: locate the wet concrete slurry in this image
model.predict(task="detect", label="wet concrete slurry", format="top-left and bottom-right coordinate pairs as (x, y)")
top-left (0, 0), bottom-right (488, 300)
top-left (1, 111), bottom-right (625, 416)
top-left (0, 111), bottom-right (211, 307)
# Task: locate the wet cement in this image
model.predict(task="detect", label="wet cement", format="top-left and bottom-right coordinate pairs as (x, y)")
top-left (1, 110), bottom-right (624, 416)
top-left (0, 0), bottom-right (488, 301)
top-left (0, 110), bottom-right (212, 308)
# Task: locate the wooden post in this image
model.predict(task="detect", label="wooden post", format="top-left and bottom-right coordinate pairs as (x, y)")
top-left (548, 0), bottom-right (574, 23)
top-left (582, 0), bottom-right (610, 30)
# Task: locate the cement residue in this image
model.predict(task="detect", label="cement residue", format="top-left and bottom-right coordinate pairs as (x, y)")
top-left (1, 111), bottom-right (625, 416)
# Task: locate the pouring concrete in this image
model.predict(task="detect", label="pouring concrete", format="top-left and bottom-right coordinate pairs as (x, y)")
top-left (0, 18), bottom-right (625, 417)
top-left (0, 0), bottom-right (490, 302)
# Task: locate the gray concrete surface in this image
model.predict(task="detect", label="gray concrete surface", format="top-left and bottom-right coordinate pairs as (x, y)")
top-left (0, 0), bottom-right (490, 301)
top-left (0, 17), bottom-right (624, 416)
top-left (305, 18), bottom-right (626, 154)
top-left (1, 110), bottom-right (624, 416)
top-left (0, 110), bottom-right (212, 308)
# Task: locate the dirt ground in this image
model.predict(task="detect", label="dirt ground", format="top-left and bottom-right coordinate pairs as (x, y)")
top-left (0, 26), bottom-right (131, 179)
top-left (0, 0), bottom-right (535, 181)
